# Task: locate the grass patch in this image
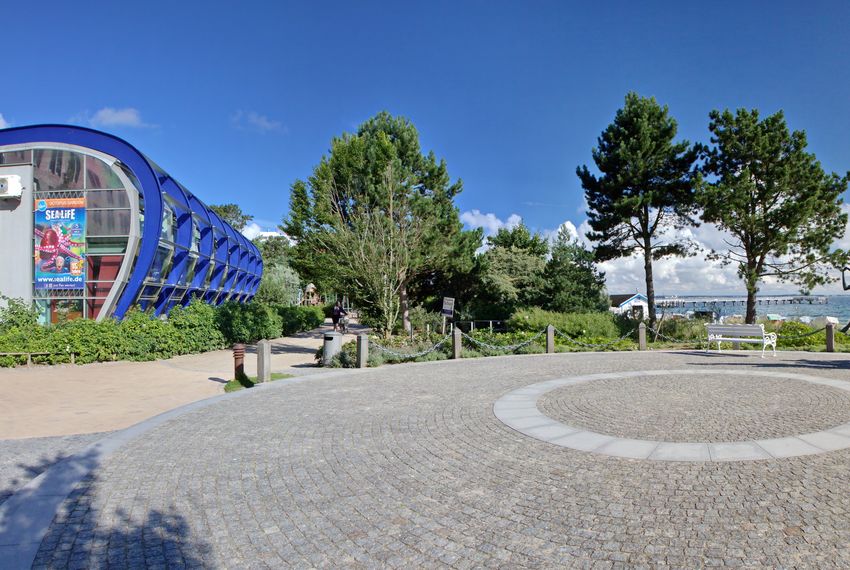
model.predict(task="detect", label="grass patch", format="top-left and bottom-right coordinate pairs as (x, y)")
top-left (224, 372), bottom-right (293, 393)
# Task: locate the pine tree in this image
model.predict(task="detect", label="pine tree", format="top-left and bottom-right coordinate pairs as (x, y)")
top-left (700, 108), bottom-right (849, 323)
top-left (577, 92), bottom-right (698, 324)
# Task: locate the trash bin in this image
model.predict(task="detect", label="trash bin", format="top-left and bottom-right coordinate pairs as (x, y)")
top-left (322, 332), bottom-right (342, 366)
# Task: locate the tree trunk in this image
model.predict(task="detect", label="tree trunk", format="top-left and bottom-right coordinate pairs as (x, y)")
top-left (745, 289), bottom-right (757, 325)
top-left (400, 282), bottom-right (411, 333)
top-left (745, 276), bottom-right (759, 324)
top-left (643, 236), bottom-right (657, 325)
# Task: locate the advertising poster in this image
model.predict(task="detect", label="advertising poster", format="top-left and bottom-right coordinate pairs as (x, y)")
top-left (34, 197), bottom-right (86, 290)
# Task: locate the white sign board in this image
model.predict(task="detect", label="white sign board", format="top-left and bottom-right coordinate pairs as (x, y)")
top-left (441, 297), bottom-right (455, 317)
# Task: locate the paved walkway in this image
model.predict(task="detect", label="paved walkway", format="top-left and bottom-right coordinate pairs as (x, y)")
top-left (0, 321), bottom-right (360, 440)
top-left (3, 350), bottom-right (850, 568)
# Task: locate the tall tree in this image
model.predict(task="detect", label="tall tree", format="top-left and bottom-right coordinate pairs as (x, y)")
top-left (577, 92), bottom-right (699, 324)
top-left (314, 165), bottom-right (425, 337)
top-left (283, 111), bottom-right (478, 331)
top-left (542, 229), bottom-right (609, 313)
top-left (209, 203), bottom-right (253, 230)
top-left (700, 109), bottom-right (849, 323)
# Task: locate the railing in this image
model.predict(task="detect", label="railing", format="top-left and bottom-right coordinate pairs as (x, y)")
top-left (0, 351), bottom-right (77, 367)
top-left (345, 321), bottom-right (841, 368)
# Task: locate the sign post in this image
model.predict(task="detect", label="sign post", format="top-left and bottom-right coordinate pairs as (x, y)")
top-left (441, 297), bottom-right (454, 335)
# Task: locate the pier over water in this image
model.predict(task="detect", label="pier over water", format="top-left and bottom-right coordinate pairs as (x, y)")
top-left (657, 296), bottom-right (829, 309)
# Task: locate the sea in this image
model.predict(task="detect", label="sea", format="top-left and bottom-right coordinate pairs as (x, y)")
top-left (654, 295), bottom-right (850, 324)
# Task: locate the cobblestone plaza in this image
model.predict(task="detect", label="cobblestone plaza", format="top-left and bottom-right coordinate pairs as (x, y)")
top-left (5, 351), bottom-right (850, 568)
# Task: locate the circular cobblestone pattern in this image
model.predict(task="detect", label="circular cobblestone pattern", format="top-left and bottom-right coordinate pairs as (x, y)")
top-left (538, 373), bottom-right (850, 442)
top-left (24, 353), bottom-right (850, 568)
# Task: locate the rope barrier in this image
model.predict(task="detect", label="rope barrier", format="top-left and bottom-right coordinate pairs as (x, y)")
top-left (370, 335), bottom-right (451, 360)
top-left (647, 327), bottom-right (706, 345)
top-left (460, 330), bottom-right (546, 352)
top-left (364, 322), bottom-right (831, 364)
top-left (775, 327), bottom-right (826, 340)
top-left (553, 328), bottom-right (635, 349)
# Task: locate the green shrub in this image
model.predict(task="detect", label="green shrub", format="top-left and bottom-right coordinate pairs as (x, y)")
top-left (651, 318), bottom-right (710, 344)
top-left (0, 295), bottom-right (39, 332)
top-left (407, 306), bottom-right (444, 334)
top-left (507, 307), bottom-right (620, 338)
top-left (272, 305), bottom-right (325, 335)
top-left (216, 301), bottom-right (283, 344)
top-left (168, 300), bottom-right (226, 354)
top-left (0, 295), bottom-right (330, 368)
top-left (776, 321), bottom-right (824, 348)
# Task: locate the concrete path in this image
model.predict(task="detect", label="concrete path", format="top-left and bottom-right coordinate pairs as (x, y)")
top-left (0, 321), bottom-right (361, 440)
top-left (4, 351), bottom-right (850, 568)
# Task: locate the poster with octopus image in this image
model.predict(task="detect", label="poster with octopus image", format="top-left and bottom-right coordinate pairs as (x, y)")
top-left (34, 198), bottom-right (87, 289)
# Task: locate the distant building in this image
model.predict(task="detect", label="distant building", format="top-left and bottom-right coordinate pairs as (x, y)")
top-left (609, 293), bottom-right (649, 320)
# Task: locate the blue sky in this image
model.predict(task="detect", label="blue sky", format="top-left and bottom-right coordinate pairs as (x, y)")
top-left (3, 1), bottom-right (850, 294)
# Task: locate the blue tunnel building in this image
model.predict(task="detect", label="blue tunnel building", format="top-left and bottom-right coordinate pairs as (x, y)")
top-left (0, 125), bottom-right (262, 324)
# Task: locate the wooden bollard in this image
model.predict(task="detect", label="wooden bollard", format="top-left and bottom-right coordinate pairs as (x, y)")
top-left (826, 323), bottom-right (835, 353)
top-left (452, 327), bottom-right (462, 359)
top-left (232, 343), bottom-right (246, 379)
top-left (638, 323), bottom-right (647, 351)
top-left (546, 325), bottom-right (554, 354)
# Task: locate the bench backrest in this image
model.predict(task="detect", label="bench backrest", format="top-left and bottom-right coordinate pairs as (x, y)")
top-left (705, 323), bottom-right (765, 336)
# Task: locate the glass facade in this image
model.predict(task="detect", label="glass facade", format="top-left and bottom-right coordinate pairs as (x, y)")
top-left (0, 125), bottom-right (262, 322)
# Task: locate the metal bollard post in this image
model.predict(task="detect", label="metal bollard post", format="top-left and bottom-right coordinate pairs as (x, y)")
top-left (357, 334), bottom-right (369, 368)
top-left (452, 327), bottom-right (462, 359)
top-left (546, 325), bottom-right (555, 354)
top-left (233, 343), bottom-right (246, 379)
top-left (256, 340), bottom-right (271, 383)
top-left (826, 323), bottom-right (835, 353)
top-left (638, 323), bottom-right (647, 351)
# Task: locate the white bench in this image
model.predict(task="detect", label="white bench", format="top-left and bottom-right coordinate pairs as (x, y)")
top-left (705, 323), bottom-right (777, 357)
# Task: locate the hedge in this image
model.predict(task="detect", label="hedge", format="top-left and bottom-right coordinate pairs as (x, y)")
top-left (0, 300), bottom-right (326, 367)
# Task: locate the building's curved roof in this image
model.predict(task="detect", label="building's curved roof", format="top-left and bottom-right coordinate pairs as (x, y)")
top-left (0, 124), bottom-right (262, 317)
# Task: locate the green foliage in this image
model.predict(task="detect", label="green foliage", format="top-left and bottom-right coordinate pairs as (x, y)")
top-left (542, 229), bottom-right (609, 313)
top-left (169, 300), bottom-right (226, 354)
top-left (474, 246), bottom-right (546, 318)
top-left (578, 92), bottom-right (699, 323)
top-left (0, 299), bottom-right (228, 367)
top-left (486, 223), bottom-right (549, 257)
top-left (699, 108), bottom-right (849, 323)
top-left (507, 307), bottom-right (620, 338)
top-left (0, 295), bottom-right (39, 332)
top-left (651, 318), bottom-right (710, 343)
top-left (775, 321), bottom-right (825, 348)
top-left (255, 264), bottom-right (301, 305)
top-left (272, 305), bottom-right (325, 336)
top-left (407, 306), bottom-right (443, 333)
top-left (253, 235), bottom-right (291, 268)
top-left (282, 111), bottom-right (480, 333)
top-left (0, 296), bottom-right (325, 368)
top-left (224, 372), bottom-right (293, 393)
top-left (216, 301), bottom-right (283, 344)
top-left (208, 203), bottom-right (253, 230)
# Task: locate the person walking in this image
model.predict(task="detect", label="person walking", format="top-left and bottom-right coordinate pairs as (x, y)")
top-left (331, 301), bottom-right (347, 332)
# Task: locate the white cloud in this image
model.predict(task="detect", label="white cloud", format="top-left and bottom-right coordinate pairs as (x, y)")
top-left (0, 113), bottom-right (9, 129)
top-left (87, 107), bottom-right (153, 128)
top-left (231, 110), bottom-right (284, 133)
top-left (241, 222), bottom-right (263, 240)
top-left (460, 209), bottom-right (522, 236)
